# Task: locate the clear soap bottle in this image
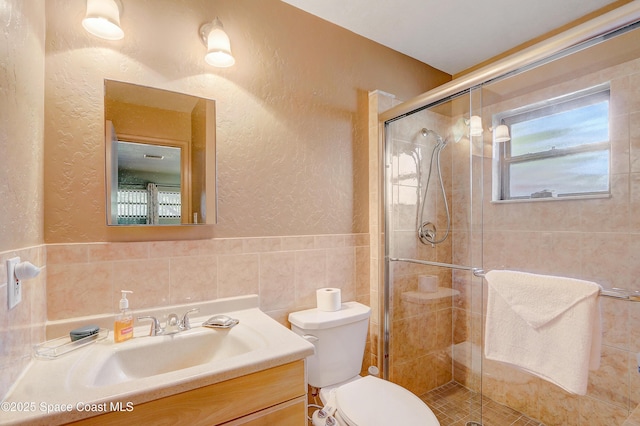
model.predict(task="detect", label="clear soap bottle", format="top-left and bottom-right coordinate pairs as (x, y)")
top-left (114, 290), bottom-right (134, 343)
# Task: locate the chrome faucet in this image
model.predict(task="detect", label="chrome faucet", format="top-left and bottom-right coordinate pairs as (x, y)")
top-left (137, 308), bottom-right (201, 337)
top-left (164, 313), bottom-right (181, 334)
top-left (137, 315), bottom-right (163, 336)
top-left (180, 308), bottom-right (200, 331)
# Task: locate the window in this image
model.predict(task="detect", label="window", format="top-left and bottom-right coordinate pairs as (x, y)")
top-left (157, 190), bottom-right (182, 224)
top-left (116, 187), bottom-right (181, 225)
top-left (494, 84), bottom-right (610, 201)
top-left (117, 188), bottom-right (148, 225)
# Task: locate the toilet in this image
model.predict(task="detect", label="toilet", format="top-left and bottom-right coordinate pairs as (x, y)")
top-left (289, 301), bottom-right (440, 426)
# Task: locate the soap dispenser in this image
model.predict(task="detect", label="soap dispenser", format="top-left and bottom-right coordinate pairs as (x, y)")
top-left (114, 290), bottom-right (134, 343)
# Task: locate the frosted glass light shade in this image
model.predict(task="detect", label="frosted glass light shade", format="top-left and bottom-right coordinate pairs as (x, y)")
top-left (494, 124), bottom-right (511, 143)
top-left (469, 115), bottom-right (483, 136)
top-left (82, 0), bottom-right (124, 40)
top-left (200, 18), bottom-right (235, 68)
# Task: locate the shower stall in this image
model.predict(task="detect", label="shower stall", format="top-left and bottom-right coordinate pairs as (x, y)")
top-left (374, 4), bottom-right (640, 425)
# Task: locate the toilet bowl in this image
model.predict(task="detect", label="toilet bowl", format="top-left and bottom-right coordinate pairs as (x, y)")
top-left (289, 301), bottom-right (440, 426)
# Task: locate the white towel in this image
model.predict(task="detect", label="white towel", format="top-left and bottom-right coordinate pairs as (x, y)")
top-left (484, 270), bottom-right (602, 395)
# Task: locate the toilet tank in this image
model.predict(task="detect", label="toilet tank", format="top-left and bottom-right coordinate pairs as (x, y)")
top-left (288, 301), bottom-right (371, 388)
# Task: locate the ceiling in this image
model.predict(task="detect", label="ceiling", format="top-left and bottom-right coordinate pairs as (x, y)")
top-left (281, 0), bottom-right (621, 75)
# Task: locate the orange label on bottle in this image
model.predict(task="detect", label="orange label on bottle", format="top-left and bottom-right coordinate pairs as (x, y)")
top-left (114, 320), bottom-right (133, 343)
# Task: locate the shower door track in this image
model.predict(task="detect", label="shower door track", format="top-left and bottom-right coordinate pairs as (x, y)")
top-left (389, 257), bottom-right (485, 277)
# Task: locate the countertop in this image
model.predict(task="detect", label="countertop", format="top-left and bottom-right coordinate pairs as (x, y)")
top-left (1, 295), bottom-right (314, 425)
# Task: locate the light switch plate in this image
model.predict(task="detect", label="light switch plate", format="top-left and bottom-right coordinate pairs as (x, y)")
top-left (6, 257), bottom-right (21, 310)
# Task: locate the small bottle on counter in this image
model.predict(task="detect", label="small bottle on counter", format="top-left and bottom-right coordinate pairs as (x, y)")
top-left (114, 290), bottom-right (134, 343)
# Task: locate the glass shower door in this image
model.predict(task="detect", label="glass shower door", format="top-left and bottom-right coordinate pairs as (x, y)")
top-left (382, 89), bottom-right (485, 425)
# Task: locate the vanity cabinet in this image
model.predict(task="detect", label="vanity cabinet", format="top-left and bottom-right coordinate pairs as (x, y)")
top-left (69, 361), bottom-right (306, 426)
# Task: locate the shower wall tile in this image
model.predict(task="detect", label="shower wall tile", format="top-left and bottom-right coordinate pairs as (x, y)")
top-left (391, 354), bottom-right (436, 396)
top-left (587, 344), bottom-right (630, 408)
top-left (628, 351), bottom-right (640, 408)
top-left (631, 113), bottom-right (640, 173)
top-left (628, 302), bottom-right (640, 353)
top-left (601, 297), bottom-right (629, 350)
top-left (629, 174), bottom-right (640, 232)
top-left (580, 174), bottom-right (630, 233)
top-left (611, 112), bottom-right (631, 175)
top-left (536, 380), bottom-right (580, 426)
top-left (578, 397), bottom-right (629, 426)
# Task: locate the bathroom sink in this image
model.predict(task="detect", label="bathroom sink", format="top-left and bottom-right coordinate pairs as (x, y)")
top-left (78, 321), bottom-right (268, 388)
top-left (2, 296), bottom-right (316, 426)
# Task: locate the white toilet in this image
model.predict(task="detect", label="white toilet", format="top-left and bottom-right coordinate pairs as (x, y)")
top-left (289, 301), bottom-right (440, 426)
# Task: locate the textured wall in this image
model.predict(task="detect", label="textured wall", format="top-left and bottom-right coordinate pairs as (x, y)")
top-left (43, 0), bottom-right (450, 243)
top-left (0, 0), bottom-right (47, 401)
top-left (0, 0), bottom-right (45, 252)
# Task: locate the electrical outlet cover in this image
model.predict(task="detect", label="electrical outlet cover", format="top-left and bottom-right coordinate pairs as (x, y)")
top-left (7, 257), bottom-right (21, 309)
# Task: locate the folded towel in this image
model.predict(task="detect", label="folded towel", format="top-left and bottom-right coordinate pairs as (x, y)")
top-left (484, 270), bottom-right (602, 395)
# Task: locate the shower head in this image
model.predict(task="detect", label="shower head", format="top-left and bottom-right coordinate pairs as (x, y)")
top-left (420, 128), bottom-right (446, 146)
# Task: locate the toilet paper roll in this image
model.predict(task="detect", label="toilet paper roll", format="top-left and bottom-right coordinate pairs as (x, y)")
top-left (317, 288), bottom-right (341, 312)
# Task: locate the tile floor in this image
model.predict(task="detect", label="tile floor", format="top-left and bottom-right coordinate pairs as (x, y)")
top-left (421, 382), bottom-right (546, 426)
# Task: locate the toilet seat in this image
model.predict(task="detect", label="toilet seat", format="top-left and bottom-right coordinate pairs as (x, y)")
top-left (332, 376), bottom-right (440, 426)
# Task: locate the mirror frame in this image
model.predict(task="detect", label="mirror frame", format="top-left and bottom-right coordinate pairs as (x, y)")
top-left (103, 80), bottom-right (217, 237)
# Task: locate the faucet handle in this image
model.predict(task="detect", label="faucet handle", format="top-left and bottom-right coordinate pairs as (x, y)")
top-left (180, 308), bottom-right (200, 330)
top-left (137, 315), bottom-right (163, 336)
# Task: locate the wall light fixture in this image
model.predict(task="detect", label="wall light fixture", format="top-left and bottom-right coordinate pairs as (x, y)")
top-left (82, 0), bottom-right (124, 40)
top-left (493, 124), bottom-right (511, 143)
top-left (469, 115), bottom-right (484, 137)
top-left (199, 17), bottom-right (235, 68)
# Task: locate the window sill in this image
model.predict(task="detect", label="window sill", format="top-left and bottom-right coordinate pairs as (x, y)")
top-left (491, 193), bottom-right (611, 204)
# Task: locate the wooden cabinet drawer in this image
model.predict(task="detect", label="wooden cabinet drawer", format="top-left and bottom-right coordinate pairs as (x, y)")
top-left (69, 360), bottom-right (306, 426)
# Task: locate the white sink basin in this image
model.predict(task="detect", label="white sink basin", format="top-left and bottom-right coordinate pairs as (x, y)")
top-left (85, 324), bottom-right (267, 387)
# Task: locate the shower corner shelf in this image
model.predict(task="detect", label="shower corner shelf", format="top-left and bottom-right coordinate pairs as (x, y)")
top-left (402, 287), bottom-right (460, 304)
top-left (34, 328), bottom-right (109, 359)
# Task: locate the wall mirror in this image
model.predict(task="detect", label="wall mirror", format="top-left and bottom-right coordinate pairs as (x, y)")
top-left (104, 80), bottom-right (216, 226)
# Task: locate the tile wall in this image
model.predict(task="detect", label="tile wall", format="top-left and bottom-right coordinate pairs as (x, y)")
top-left (45, 234), bottom-right (370, 323)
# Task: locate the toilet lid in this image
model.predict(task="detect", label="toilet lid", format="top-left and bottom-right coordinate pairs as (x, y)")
top-left (335, 376), bottom-right (440, 426)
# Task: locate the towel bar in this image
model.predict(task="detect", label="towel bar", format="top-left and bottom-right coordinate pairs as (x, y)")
top-left (389, 257), bottom-right (639, 302)
top-left (389, 257), bottom-right (485, 277)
